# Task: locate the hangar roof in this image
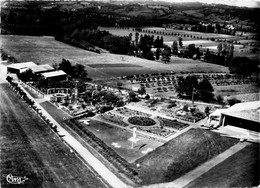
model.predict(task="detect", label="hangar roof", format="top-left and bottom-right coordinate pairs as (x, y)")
top-left (41, 70), bottom-right (67, 78)
top-left (30, 64), bottom-right (54, 73)
top-left (7, 62), bottom-right (36, 70)
top-left (222, 101), bottom-right (260, 123)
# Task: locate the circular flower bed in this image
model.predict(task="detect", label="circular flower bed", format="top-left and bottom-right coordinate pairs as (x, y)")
top-left (128, 116), bottom-right (156, 126)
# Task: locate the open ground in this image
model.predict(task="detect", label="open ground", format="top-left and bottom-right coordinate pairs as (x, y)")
top-left (1, 35), bottom-right (229, 81)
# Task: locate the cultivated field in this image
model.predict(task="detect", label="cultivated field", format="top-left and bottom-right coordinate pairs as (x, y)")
top-left (0, 83), bottom-right (106, 188)
top-left (1, 35), bottom-right (229, 80)
top-left (185, 143), bottom-right (260, 187)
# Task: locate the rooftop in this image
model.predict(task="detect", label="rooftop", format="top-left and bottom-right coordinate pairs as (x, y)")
top-left (41, 70), bottom-right (67, 78)
top-left (30, 64), bottom-right (55, 73)
top-left (222, 101), bottom-right (260, 123)
top-left (7, 61), bottom-right (36, 69)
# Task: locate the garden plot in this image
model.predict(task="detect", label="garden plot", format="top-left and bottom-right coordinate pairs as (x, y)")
top-left (115, 107), bottom-right (152, 117)
top-left (82, 119), bottom-right (164, 163)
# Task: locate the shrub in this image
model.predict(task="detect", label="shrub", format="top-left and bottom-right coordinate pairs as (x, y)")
top-left (227, 97), bottom-right (241, 106)
top-left (128, 116), bottom-right (156, 126)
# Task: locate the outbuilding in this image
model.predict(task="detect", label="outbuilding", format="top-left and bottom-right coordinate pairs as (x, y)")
top-left (41, 70), bottom-right (68, 81)
top-left (7, 61), bottom-right (36, 74)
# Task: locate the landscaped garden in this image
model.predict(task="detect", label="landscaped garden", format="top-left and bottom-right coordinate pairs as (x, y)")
top-left (156, 116), bottom-right (190, 130)
top-left (98, 112), bottom-right (129, 127)
top-left (136, 126), bottom-right (174, 138)
top-left (115, 107), bottom-right (152, 117)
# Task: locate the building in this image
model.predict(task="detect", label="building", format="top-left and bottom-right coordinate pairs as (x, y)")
top-left (7, 61), bottom-right (37, 74)
top-left (219, 101), bottom-right (260, 142)
top-left (41, 70), bottom-right (68, 81)
top-left (29, 64), bottom-right (55, 74)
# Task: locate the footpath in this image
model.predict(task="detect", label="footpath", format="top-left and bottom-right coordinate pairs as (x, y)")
top-left (18, 83), bottom-right (129, 188)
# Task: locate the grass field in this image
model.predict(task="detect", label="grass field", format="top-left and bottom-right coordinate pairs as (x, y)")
top-left (83, 119), bottom-right (163, 163)
top-left (135, 128), bottom-right (238, 185)
top-left (0, 83), bottom-right (106, 188)
top-left (1, 35), bottom-right (229, 80)
top-left (214, 84), bottom-right (260, 102)
top-left (185, 143), bottom-right (260, 187)
top-left (40, 101), bottom-right (71, 122)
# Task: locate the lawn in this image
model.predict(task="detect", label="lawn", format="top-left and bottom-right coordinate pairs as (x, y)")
top-left (83, 119), bottom-right (164, 163)
top-left (185, 143), bottom-right (260, 187)
top-left (135, 128), bottom-right (238, 185)
top-left (1, 35), bottom-right (229, 81)
top-left (40, 101), bottom-right (71, 123)
top-left (0, 83), bottom-right (106, 188)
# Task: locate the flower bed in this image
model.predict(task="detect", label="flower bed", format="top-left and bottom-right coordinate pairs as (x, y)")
top-left (98, 113), bottom-right (129, 127)
top-left (128, 116), bottom-right (156, 126)
top-left (116, 107), bottom-right (151, 117)
top-left (159, 108), bottom-right (204, 123)
top-left (136, 126), bottom-right (175, 138)
top-left (156, 116), bottom-right (189, 130)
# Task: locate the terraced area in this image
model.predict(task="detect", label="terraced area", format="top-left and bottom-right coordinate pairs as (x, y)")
top-left (0, 83), bottom-right (106, 188)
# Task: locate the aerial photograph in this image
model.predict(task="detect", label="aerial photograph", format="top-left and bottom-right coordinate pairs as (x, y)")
top-left (0, 0), bottom-right (259, 187)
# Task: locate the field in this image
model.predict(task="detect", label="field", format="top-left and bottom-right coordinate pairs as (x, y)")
top-left (135, 128), bottom-right (238, 185)
top-left (214, 84), bottom-right (260, 102)
top-left (0, 83), bottom-right (106, 188)
top-left (185, 143), bottom-right (260, 187)
top-left (100, 27), bottom-right (259, 60)
top-left (1, 35), bottom-right (229, 81)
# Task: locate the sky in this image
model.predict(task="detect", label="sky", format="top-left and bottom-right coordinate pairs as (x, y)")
top-left (159, 0), bottom-right (260, 8)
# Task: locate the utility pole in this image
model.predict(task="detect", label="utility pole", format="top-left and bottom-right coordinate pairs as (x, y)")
top-left (191, 87), bottom-right (195, 104)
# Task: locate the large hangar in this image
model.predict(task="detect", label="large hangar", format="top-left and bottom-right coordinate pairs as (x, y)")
top-left (7, 62), bottom-right (36, 74)
top-left (219, 101), bottom-right (260, 141)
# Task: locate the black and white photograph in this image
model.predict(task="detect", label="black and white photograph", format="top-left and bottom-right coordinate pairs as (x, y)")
top-left (0, 0), bottom-right (259, 187)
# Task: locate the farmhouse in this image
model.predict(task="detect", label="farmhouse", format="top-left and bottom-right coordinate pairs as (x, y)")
top-left (219, 101), bottom-right (260, 141)
top-left (7, 61), bottom-right (36, 74)
top-left (41, 70), bottom-right (68, 81)
top-left (29, 64), bottom-right (55, 74)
